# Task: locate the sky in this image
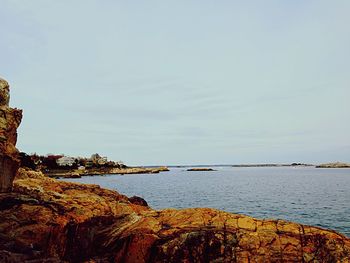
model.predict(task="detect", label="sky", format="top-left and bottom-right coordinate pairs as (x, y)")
top-left (1, 0), bottom-right (349, 165)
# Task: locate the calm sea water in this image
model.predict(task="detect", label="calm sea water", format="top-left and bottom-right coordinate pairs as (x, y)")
top-left (61, 167), bottom-right (350, 237)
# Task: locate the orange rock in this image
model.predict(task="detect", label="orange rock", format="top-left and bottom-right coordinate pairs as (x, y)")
top-left (0, 169), bottom-right (349, 262)
top-left (237, 216), bottom-right (257, 231)
top-left (0, 78), bottom-right (22, 192)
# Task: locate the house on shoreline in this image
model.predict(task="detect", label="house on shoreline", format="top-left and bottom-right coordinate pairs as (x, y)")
top-left (57, 156), bottom-right (76, 167)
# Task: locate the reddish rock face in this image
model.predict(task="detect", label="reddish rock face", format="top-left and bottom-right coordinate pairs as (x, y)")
top-left (0, 78), bottom-right (22, 192)
top-left (0, 169), bottom-right (348, 262)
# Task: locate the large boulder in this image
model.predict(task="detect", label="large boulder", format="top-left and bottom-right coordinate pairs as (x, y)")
top-left (0, 78), bottom-right (22, 192)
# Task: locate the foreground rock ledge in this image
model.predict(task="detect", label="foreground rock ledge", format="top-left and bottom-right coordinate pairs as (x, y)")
top-left (0, 169), bottom-right (349, 262)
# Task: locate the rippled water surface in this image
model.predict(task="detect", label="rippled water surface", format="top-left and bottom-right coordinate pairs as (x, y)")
top-left (62, 167), bottom-right (350, 236)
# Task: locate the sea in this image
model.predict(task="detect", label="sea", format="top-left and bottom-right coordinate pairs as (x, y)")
top-left (61, 166), bottom-right (350, 237)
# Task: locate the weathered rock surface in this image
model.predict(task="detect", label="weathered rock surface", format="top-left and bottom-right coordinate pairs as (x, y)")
top-left (0, 78), bottom-right (22, 192)
top-left (0, 168), bottom-right (349, 262)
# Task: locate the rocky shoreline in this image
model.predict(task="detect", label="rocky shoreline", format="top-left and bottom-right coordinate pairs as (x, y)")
top-left (46, 166), bottom-right (170, 178)
top-left (1, 78), bottom-right (350, 262)
top-left (0, 168), bottom-right (348, 262)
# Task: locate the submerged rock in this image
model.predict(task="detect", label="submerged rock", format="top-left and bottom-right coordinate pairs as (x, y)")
top-left (0, 168), bottom-right (348, 262)
top-left (0, 78), bottom-right (22, 192)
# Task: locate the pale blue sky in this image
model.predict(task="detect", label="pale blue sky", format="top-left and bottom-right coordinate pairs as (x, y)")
top-left (1, 0), bottom-right (349, 165)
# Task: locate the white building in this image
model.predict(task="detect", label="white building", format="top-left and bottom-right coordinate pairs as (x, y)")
top-left (57, 156), bottom-right (76, 167)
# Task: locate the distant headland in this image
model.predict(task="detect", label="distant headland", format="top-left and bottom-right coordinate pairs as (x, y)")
top-left (19, 152), bottom-right (169, 178)
top-left (231, 163), bottom-right (313, 168)
top-left (316, 162), bottom-right (350, 168)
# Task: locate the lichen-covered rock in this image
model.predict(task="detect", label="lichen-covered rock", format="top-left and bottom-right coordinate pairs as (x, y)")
top-left (0, 78), bottom-right (10, 106)
top-left (0, 169), bottom-right (349, 262)
top-left (0, 78), bottom-right (22, 192)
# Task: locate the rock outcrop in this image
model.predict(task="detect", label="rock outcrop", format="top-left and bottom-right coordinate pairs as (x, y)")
top-left (0, 78), bottom-right (22, 192)
top-left (0, 168), bottom-right (349, 262)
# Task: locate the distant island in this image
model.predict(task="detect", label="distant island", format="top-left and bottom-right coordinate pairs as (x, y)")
top-left (232, 163), bottom-right (313, 168)
top-left (187, 168), bottom-right (216, 171)
top-left (316, 162), bottom-right (350, 168)
top-left (169, 163), bottom-right (314, 168)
